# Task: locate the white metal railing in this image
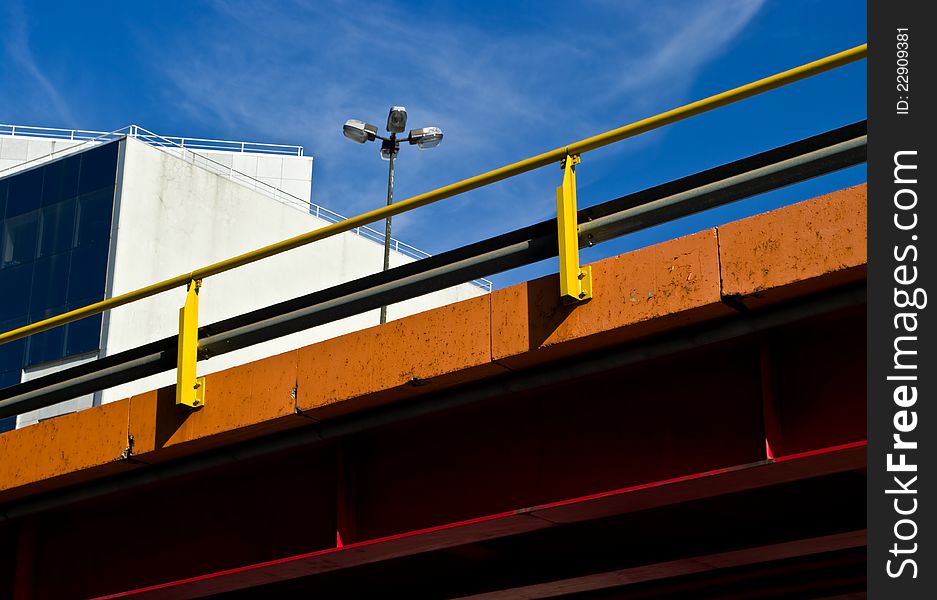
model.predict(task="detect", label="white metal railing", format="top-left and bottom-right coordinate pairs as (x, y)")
top-left (0, 123), bottom-right (493, 292)
top-left (0, 125), bottom-right (130, 176)
top-left (0, 123), bottom-right (303, 156)
top-left (128, 125), bottom-right (315, 213)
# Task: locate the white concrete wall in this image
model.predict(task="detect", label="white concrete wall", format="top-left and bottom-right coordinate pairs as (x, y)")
top-left (182, 150), bottom-right (314, 203)
top-left (0, 135), bottom-right (84, 175)
top-left (1, 135), bottom-right (313, 205)
top-left (100, 138), bottom-right (483, 402)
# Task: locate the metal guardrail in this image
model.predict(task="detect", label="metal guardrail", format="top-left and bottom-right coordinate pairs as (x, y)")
top-left (1, 125), bottom-right (310, 214)
top-left (0, 123), bottom-right (304, 155)
top-left (0, 120), bottom-right (868, 417)
top-left (0, 125), bottom-right (129, 175)
top-left (0, 44), bottom-right (867, 413)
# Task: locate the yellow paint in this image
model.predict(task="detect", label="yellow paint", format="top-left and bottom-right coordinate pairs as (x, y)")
top-left (176, 280), bottom-right (205, 409)
top-left (556, 155), bottom-right (591, 303)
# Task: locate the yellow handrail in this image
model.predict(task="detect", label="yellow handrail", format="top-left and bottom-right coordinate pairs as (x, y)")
top-left (0, 44), bottom-right (867, 346)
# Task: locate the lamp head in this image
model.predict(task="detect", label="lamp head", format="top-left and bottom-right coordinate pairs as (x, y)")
top-left (407, 126), bottom-right (443, 149)
top-left (343, 119), bottom-right (377, 144)
top-left (386, 106), bottom-right (408, 134)
top-left (380, 138), bottom-right (398, 161)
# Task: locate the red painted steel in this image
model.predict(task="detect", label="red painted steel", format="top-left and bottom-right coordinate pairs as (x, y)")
top-left (12, 520), bottom-right (35, 600)
top-left (451, 531), bottom-right (867, 600)
top-left (95, 442), bottom-right (866, 599)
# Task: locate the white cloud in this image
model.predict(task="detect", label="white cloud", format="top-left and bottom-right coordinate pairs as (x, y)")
top-left (152, 0), bottom-right (764, 251)
top-left (0, 0), bottom-right (75, 125)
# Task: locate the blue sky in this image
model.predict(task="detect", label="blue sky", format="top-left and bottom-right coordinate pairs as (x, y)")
top-left (1, 0), bottom-right (866, 288)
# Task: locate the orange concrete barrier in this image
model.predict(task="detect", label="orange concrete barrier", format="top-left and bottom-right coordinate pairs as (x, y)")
top-left (719, 184), bottom-right (867, 308)
top-left (0, 401), bottom-right (133, 501)
top-left (492, 229), bottom-right (732, 369)
top-left (128, 350), bottom-right (306, 461)
top-left (0, 185), bottom-right (869, 500)
top-left (296, 295), bottom-right (505, 419)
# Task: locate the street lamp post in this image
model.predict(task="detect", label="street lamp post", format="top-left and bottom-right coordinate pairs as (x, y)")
top-left (343, 107), bottom-right (444, 324)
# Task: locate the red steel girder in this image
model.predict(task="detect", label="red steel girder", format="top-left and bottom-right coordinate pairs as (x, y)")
top-left (95, 441), bottom-right (866, 599)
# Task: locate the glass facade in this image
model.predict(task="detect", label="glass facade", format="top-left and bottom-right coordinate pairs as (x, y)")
top-left (0, 141), bottom-right (119, 431)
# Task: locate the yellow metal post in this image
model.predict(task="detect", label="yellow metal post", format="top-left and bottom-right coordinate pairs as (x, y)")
top-left (556, 155), bottom-right (592, 304)
top-left (176, 279), bottom-right (206, 409)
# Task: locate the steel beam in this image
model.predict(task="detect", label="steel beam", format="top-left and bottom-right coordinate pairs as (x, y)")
top-left (91, 443), bottom-right (866, 599)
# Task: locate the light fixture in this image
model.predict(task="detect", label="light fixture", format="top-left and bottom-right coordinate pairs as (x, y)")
top-left (341, 107), bottom-right (444, 324)
top-left (386, 106), bottom-right (408, 134)
top-left (408, 127), bottom-right (443, 149)
top-left (380, 139), bottom-right (396, 161)
top-left (342, 119), bottom-right (378, 144)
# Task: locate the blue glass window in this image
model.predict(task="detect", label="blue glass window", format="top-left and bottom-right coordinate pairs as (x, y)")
top-left (65, 299), bottom-right (103, 356)
top-left (76, 189), bottom-right (113, 247)
top-left (1, 210), bottom-right (39, 268)
top-left (0, 370), bottom-right (20, 388)
top-left (5, 167), bottom-right (42, 218)
top-left (66, 242), bottom-right (109, 303)
top-left (39, 198), bottom-right (77, 257)
top-left (78, 142), bottom-right (118, 195)
top-left (41, 155), bottom-right (81, 206)
top-left (30, 253), bottom-right (69, 309)
top-left (0, 140), bottom-right (117, 386)
top-left (0, 318), bottom-right (27, 367)
top-left (0, 179), bottom-right (8, 217)
top-left (25, 305), bottom-right (68, 366)
top-left (0, 264), bottom-right (32, 321)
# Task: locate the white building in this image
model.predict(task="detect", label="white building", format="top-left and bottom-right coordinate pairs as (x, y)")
top-left (0, 125), bottom-right (487, 429)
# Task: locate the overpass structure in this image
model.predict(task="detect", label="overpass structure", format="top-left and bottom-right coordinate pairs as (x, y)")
top-left (0, 184), bottom-right (866, 598)
top-left (0, 45), bottom-right (867, 598)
